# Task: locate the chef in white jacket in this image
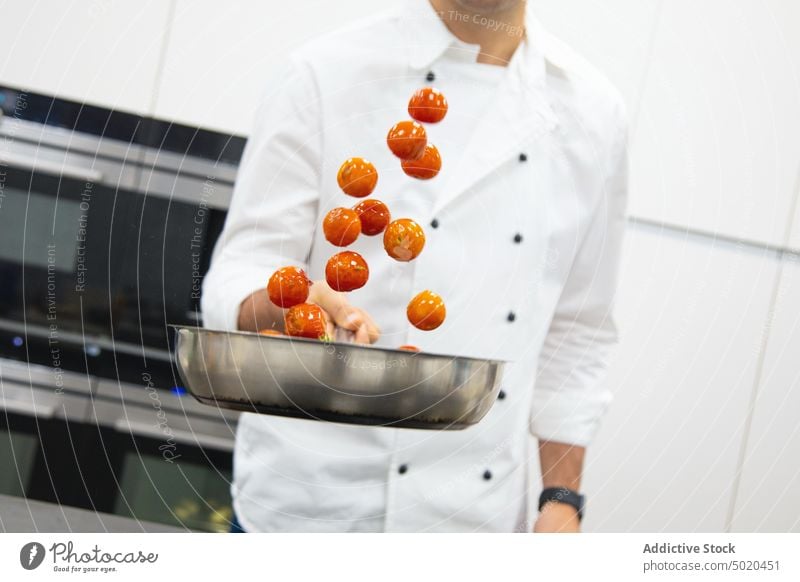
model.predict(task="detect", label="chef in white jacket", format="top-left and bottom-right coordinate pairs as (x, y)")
top-left (202, 0), bottom-right (628, 533)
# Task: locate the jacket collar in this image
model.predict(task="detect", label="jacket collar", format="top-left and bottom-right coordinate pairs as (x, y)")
top-left (397, 1), bottom-right (559, 213)
top-left (399, 0), bottom-right (548, 84)
top-left (400, 0), bottom-right (468, 71)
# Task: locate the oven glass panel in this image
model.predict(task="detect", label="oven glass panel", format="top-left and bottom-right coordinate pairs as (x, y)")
top-left (0, 170), bottom-right (128, 339)
top-left (0, 167), bottom-right (225, 357)
top-left (113, 451), bottom-right (233, 532)
top-left (0, 429), bottom-right (38, 497)
top-left (112, 194), bottom-right (225, 351)
top-left (0, 188), bottom-right (82, 270)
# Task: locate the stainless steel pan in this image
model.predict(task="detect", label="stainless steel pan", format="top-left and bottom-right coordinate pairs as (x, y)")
top-left (173, 326), bottom-right (504, 430)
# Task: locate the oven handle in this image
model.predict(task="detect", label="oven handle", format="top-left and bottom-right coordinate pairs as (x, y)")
top-left (0, 151), bottom-right (105, 183)
top-left (113, 419), bottom-right (234, 452)
top-left (1, 398), bottom-right (58, 419)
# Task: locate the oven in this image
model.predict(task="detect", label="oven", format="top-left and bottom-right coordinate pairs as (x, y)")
top-left (0, 358), bottom-right (237, 531)
top-left (0, 358), bottom-right (94, 508)
top-left (0, 87), bottom-right (235, 370)
top-left (0, 85), bottom-right (244, 531)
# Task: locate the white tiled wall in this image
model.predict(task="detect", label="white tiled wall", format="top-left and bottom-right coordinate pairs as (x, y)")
top-left (0, 0), bottom-right (172, 115)
top-left (153, 0), bottom-right (404, 135)
top-left (730, 257), bottom-right (800, 532)
top-left (159, 0), bottom-right (665, 136)
top-left (582, 225), bottom-right (780, 532)
top-left (530, 0), bottom-right (662, 124)
top-left (628, 0), bottom-right (800, 248)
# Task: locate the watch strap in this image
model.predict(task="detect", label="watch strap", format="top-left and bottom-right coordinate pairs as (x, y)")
top-left (538, 487), bottom-right (585, 521)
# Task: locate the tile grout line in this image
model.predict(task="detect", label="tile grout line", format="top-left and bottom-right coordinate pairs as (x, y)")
top-left (723, 251), bottom-right (785, 532)
top-left (628, 0), bottom-right (665, 142)
top-left (627, 215), bottom-right (798, 257)
top-left (146, 0), bottom-right (178, 118)
top-left (723, 154), bottom-right (800, 531)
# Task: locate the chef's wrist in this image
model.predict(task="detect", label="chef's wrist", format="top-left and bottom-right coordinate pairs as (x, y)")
top-left (534, 500), bottom-right (581, 533)
top-left (539, 499), bottom-right (580, 517)
top-left (237, 289), bottom-right (285, 332)
top-left (538, 486), bottom-right (585, 521)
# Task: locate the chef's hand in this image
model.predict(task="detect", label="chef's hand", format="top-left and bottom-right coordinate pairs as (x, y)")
top-left (237, 282), bottom-right (379, 344)
top-left (307, 280), bottom-right (380, 345)
top-left (533, 502), bottom-right (581, 533)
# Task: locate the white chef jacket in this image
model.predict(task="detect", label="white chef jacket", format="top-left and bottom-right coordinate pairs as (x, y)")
top-left (201, 0), bottom-right (628, 532)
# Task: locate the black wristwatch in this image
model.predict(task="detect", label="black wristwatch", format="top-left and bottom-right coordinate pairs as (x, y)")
top-left (538, 487), bottom-right (586, 521)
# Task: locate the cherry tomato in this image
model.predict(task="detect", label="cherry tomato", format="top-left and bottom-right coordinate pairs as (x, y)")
top-left (386, 120), bottom-right (427, 160)
top-left (323, 207), bottom-right (361, 247)
top-left (325, 251), bottom-right (369, 292)
top-left (337, 157), bottom-right (378, 198)
top-left (383, 218), bottom-right (425, 262)
top-left (401, 143), bottom-right (441, 180)
top-left (352, 199), bottom-right (391, 236)
top-left (267, 266), bottom-right (311, 308)
top-left (407, 290), bottom-right (446, 331)
top-left (258, 329), bottom-right (283, 336)
top-left (398, 345), bottom-right (421, 352)
top-left (408, 87), bottom-right (448, 123)
top-left (284, 303), bottom-right (328, 339)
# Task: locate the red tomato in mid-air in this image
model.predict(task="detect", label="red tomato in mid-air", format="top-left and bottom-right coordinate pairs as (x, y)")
top-left (408, 87), bottom-right (448, 123)
top-left (386, 120), bottom-right (427, 160)
top-left (267, 266), bottom-right (311, 308)
top-left (323, 207), bottom-right (361, 247)
top-left (325, 251), bottom-right (369, 292)
top-left (407, 290), bottom-right (446, 331)
top-left (352, 199), bottom-right (391, 236)
top-left (383, 218), bottom-right (426, 262)
top-left (401, 143), bottom-right (441, 180)
top-left (337, 157), bottom-right (378, 198)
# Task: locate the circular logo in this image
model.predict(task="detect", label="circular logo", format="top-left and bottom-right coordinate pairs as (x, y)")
top-left (19, 542), bottom-right (46, 570)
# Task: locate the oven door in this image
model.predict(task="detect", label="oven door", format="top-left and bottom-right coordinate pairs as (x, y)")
top-left (0, 138), bottom-right (141, 343)
top-left (0, 128), bottom-right (227, 388)
top-left (109, 175), bottom-right (227, 354)
top-left (0, 359), bottom-right (95, 506)
top-left (87, 379), bottom-right (237, 532)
